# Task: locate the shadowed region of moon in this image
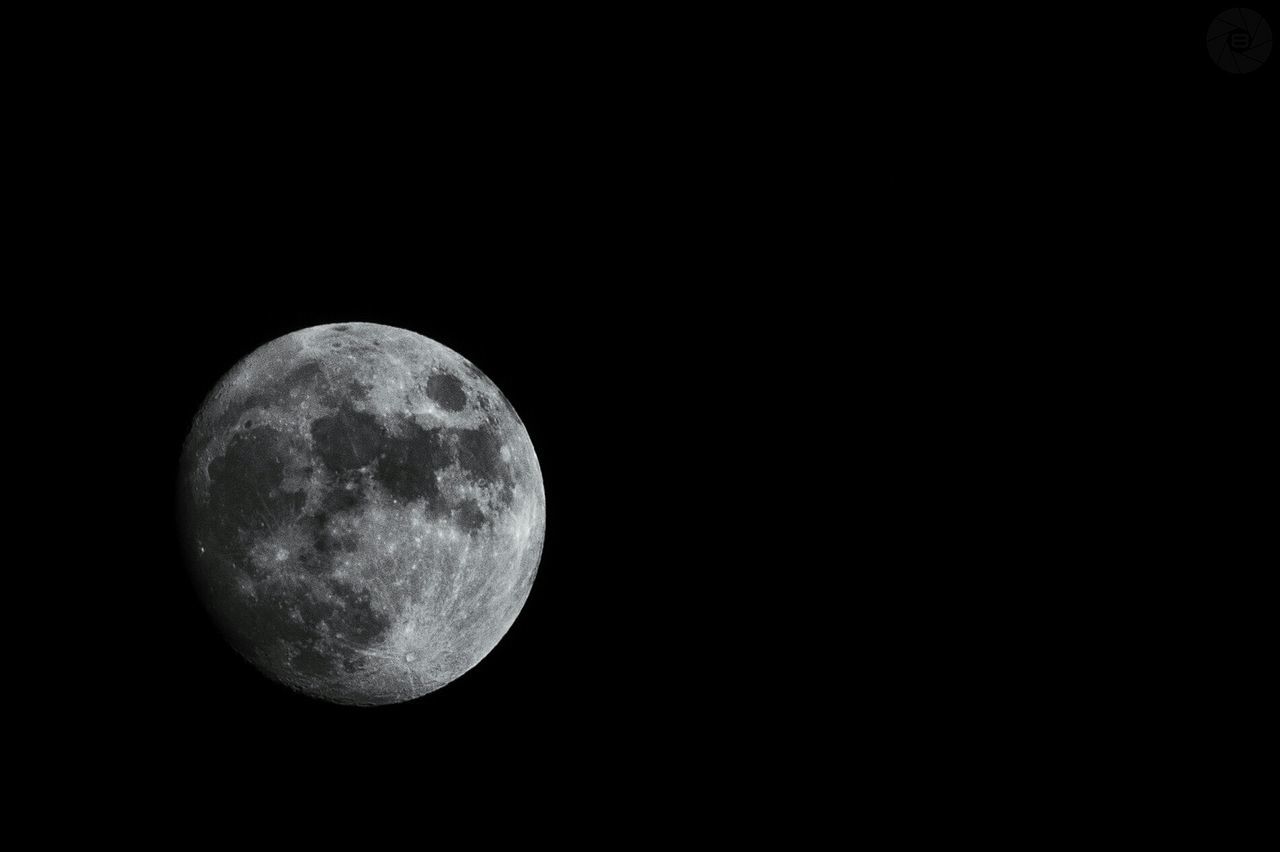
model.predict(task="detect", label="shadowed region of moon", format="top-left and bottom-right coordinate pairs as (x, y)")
top-left (178, 323), bottom-right (545, 705)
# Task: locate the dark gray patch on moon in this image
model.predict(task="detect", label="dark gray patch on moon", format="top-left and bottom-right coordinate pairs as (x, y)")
top-left (375, 423), bottom-right (446, 505)
top-left (454, 427), bottom-right (511, 487)
top-left (205, 427), bottom-right (306, 553)
top-left (426, 373), bottom-right (467, 411)
top-left (310, 405), bottom-right (386, 473)
top-left (454, 499), bottom-right (487, 534)
top-left (178, 323), bottom-right (545, 706)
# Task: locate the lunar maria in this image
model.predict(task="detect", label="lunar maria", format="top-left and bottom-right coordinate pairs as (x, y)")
top-left (177, 323), bottom-right (546, 705)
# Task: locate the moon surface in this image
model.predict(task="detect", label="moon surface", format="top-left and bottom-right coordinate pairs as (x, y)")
top-left (178, 323), bottom-right (545, 705)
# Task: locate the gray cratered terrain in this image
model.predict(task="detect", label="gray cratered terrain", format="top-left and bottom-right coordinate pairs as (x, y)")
top-left (178, 323), bottom-right (545, 705)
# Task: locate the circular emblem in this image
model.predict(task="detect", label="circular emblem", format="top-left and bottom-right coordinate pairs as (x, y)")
top-left (1208, 8), bottom-right (1271, 73)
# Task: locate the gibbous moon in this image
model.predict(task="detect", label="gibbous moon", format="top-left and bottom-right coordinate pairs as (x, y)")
top-left (178, 323), bottom-right (545, 705)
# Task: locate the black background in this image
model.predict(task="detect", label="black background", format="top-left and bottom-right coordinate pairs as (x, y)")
top-left (16, 4), bottom-right (1271, 822)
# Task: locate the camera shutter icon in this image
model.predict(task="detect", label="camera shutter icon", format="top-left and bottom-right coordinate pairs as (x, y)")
top-left (1207, 8), bottom-right (1272, 73)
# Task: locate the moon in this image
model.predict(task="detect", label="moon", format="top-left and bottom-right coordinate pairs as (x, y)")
top-left (177, 323), bottom-right (546, 705)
